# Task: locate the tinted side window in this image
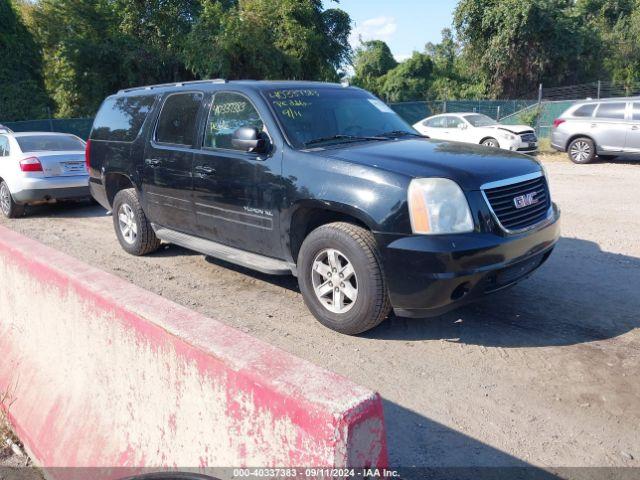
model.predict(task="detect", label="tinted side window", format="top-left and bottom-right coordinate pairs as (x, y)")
top-left (0, 136), bottom-right (9, 156)
top-left (426, 117), bottom-right (445, 128)
top-left (632, 103), bottom-right (640, 121)
top-left (155, 92), bottom-right (203, 146)
top-left (91, 95), bottom-right (156, 141)
top-left (204, 92), bottom-right (263, 150)
top-left (595, 103), bottom-right (626, 120)
top-left (573, 104), bottom-right (596, 117)
top-left (446, 116), bottom-right (463, 128)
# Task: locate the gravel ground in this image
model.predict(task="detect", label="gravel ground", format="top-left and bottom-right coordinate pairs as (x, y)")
top-left (0, 152), bottom-right (638, 468)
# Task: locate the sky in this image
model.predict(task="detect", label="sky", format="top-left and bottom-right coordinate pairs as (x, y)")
top-left (338, 0), bottom-right (459, 62)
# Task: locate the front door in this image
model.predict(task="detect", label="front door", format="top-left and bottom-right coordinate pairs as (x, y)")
top-left (142, 91), bottom-right (203, 233)
top-left (192, 91), bottom-right (284, 258)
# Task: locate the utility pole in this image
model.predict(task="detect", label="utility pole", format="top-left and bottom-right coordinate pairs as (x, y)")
top-left (597, 80), bottom-right (601, 100)
top-left (537, 83), bottom-right (543, 107)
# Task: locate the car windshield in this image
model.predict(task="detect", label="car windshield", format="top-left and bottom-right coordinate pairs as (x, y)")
top-left (263, 87), bottom-right (416, 148)
top-left (16, 134), bottom-right (85, 152)
top-left (463, 114), bottom-right (498, 127)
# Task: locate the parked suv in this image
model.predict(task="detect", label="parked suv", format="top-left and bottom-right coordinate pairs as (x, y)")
top-left (87, 80), bottom-right (560, 335)
top-left (551, 98), bottom-right (640, 163)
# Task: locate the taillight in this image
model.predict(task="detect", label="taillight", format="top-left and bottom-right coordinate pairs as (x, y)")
top-left (553, 118), bottom-right (566, 129)
top-left (19, 157), bottom-right (43, 172)
top-left (85, 139), bottom-right (92, 172)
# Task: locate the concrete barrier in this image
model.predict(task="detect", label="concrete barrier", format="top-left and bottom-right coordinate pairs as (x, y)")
top-left (0, 225), bottom-right (387, 471)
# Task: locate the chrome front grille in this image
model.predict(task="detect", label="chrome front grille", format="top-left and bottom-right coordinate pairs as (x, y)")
top-left (483, 174), bottom-right (550, 232)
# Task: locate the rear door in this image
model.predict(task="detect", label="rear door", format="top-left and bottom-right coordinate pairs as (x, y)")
top-left (191, 90), bottom-right (284, 257)
top-left (625, 102), bottom-right (640, 153)
top-left (591, 102), bottom-right (628, 152)
top-left (142, 91), bottom-right (204, 233)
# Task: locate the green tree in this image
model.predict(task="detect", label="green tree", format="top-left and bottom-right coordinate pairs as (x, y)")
top-left (378, 51), bottom-right (433, 102)
top-left (0, 0), bottom-right (50, 121)
top-left (183, 0), bottom-right (351, 81)
top-left (351, 40), bottom-right (397, 94)
top-left (454, 0), bottom-right (589, 97)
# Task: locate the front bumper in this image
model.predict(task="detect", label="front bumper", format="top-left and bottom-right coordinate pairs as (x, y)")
top-left (502, 138), bottom-right (538, 155)
top-left (13, 175), bottom-right (90, 204)
top-left (377, 205), bottom-right (560, 318)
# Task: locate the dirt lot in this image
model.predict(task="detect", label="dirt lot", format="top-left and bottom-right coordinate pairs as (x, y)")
top-left (1, 152), bottom-right (639, 468)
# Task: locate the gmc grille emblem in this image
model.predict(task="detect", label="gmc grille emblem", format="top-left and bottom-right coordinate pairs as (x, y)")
top-left (513, 192), bottom-right (539, 209)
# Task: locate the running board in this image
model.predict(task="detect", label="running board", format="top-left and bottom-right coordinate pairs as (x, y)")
top-left (153, 226), bottom-right (294, 275)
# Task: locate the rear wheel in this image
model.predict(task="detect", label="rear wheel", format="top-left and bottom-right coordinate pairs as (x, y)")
top-left (0, 181), bottom-right (25, 218)
top-left (568, 137), bottom-right (596, 164)
top-left (481, 138), bottom-right (500, 148)
top-left (297, 222), bottom-right (391, 335)
top-left (112, 188), bottom-right (160, 255)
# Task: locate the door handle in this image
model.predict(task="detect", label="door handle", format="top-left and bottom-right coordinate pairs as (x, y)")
top-left (590, 123), bottom-right (598, 128)
top-left (145, 158), bottom-right (161, 167)
top-left (194, 165), bottom-right (216, 176)
top-left (632, 126), bottom-right (639, 131)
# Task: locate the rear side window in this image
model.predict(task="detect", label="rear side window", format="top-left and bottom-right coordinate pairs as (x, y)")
top-left (155, 92), bottom-right (203, 146)
top-left (573, 104), bottom-right (596, 117)
top-left (15, 135), bottom-right (85, 152)
top-left (595, 103), bottom-right (626, 120)
top-left (91, 95), bottom-right (156, 142)
top-left (426, 117), bottom-right (445, 128)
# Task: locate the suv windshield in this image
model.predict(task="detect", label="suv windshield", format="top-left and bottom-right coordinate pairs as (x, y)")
top-left (463, 114), bottom-right (498, 127)
top-left (264, 88), bottom-right (416, 148)
top-left (16, 134), bottom-right (85, 152)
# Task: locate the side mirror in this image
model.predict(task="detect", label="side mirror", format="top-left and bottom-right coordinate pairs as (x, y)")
top-left (232, 126), bottom-right (266, 153)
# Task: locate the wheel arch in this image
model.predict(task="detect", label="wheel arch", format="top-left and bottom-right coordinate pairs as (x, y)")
top-left (565, 134), bottom-right (596, 151)
top-left (288, 201), bottom-right (376, 264)
top-left (104, 173), bottom-right (136, 208)
top-left (479, 136), bottom-right (498, 145)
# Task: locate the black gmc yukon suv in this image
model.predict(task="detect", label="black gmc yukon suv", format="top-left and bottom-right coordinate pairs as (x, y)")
top-left (87, 80), bottom-right (560, 335)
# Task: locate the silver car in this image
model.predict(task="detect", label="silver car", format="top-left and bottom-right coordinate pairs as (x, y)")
top-left (551, 98), bottom-right (640, 164)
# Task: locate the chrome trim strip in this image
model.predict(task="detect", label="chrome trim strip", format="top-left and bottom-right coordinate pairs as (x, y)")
top-left (480, 171), bottom-right (543, 190)
top-left (481, 171), bottom-right (552, 235)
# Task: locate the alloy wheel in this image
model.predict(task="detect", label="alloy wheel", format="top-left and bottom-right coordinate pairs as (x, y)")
top-left (570, 141), bottom-right (591, 162)
top-left (311, 248), bottom-right (358, 314)
top-left (0, 184), bottom-right (11, 216)
top-left (118, 203), bottom-right (138, 244)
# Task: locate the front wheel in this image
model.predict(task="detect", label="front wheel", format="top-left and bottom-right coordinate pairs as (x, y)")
top-left (0, 181), bottom-right (25, 218)
top-left (112, 188), bottom-right (161, 255)
top-left (481, 138), bottom-right (500, 148)
top-left (297, 222), bottom-right (391, 335)
top-left (568, 137), bottom-right (596, 164)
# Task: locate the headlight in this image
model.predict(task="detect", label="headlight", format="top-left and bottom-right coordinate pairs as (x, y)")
top-left (499, 131), bottom-right (516, 141)
top-left (408, 178), bottom-right (474, 234)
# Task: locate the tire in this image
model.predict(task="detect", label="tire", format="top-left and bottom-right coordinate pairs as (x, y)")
top-left (297, 222), bottom-right (391, 335)
top-left (112, 188), bottom-right (161, 255)
top-left (0, 181), bottom-right (25, 219)
top-left (481, 138), bottom-right (500, 148)
top-left (568, 137), bottom-right (596, 164)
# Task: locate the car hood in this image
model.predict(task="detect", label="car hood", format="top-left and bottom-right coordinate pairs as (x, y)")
top-left (315, 138), bottom-right (542, 191)
top-left (484, 124), bottom-right (535, 134)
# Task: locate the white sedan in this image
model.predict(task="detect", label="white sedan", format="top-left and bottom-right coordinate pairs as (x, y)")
top-left (413, 113), bottom-right (538, 154)
top-left (0, 131), bottom-right (89, 218)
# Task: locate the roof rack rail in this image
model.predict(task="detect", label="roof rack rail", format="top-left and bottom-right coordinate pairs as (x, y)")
top-left (118, 79), bottom-right (227, 94)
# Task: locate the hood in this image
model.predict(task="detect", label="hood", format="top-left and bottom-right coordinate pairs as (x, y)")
top-left (314, 138), bottom-right (542, 191)
top-left (489, 124), bottom-right (535, 134)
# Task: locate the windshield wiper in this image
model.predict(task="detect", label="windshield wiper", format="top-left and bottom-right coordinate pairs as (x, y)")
top-left (303, 135), bottom-right (387, 147)
top-left (376, 130), bottom-right (424, 139)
